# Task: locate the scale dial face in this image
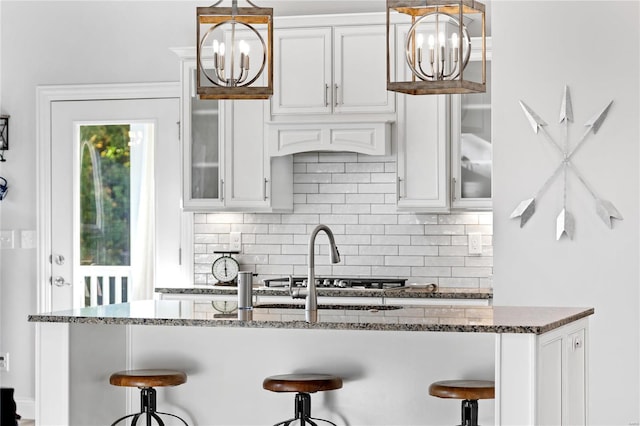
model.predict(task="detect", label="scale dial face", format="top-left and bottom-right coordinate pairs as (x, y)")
top-left (211, 255), bottom-right (240, 283)
top-left (212, 300), bottom-right (238, 314)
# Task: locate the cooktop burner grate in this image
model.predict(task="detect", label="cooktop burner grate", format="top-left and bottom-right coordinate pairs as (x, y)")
top-left (262, 276), bottom-right (407, 289)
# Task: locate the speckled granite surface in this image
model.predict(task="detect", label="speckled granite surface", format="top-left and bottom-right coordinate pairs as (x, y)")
top-left (28, 300), bottom-right (592, 335)
top-left (155, 286), bottom-right (493, 299)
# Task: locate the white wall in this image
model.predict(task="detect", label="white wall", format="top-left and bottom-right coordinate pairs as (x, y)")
top-left (492, 2), bottom-right (639, 425)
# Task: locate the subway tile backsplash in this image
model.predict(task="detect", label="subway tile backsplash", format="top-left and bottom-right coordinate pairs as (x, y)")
top-left (193, 152), bottom-right (493, 288)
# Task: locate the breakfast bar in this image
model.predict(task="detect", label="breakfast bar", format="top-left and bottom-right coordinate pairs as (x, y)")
top-left (30, 302), bottom-right (592, 425)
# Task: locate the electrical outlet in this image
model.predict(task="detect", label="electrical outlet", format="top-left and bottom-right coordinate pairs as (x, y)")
top-left (468, 233), bottom-right (482, 255)
top-left (21, 230), bottom-right (36, 249)
top-left (0, 230), bottom-right (14, 249)
top-left (229, 232), bottom-right (242, 252)
top-left (0, 353), bottom-right (9, 372)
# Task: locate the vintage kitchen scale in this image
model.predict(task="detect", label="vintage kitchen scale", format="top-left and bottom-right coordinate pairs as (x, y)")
top-left (211, 250), bottom-right (240, 285)
top-left (211, 250), bottom-right (240, 316)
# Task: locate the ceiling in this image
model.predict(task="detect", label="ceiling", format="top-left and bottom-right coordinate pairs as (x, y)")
top-left (263, 0), bottom-right (386, 16)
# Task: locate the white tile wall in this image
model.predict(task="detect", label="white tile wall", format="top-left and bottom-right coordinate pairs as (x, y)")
top-left (194, 153), bottom-right (493, 288)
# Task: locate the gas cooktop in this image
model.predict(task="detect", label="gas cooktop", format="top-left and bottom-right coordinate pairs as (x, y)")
top-left (262, 276), bottom-right (407, 290)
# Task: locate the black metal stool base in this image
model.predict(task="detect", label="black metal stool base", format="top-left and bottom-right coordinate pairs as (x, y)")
top-left (458, 399), bottom-right (479, 426)
top-left (110, 387), bottom-right (188, 426)
top-left (273, 392), bottom-right (337, 426)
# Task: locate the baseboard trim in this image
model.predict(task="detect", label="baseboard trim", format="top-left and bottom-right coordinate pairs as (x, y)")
top-left (16, 398), bottom-right (35, 421)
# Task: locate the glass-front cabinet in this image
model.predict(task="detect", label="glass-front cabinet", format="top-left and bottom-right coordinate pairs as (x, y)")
top-left (174, 48), bottom-right (292, 212)
top-left (190, 85), bottom-right (221, 202)
top-left (451, 46), bottom-right (492, 209)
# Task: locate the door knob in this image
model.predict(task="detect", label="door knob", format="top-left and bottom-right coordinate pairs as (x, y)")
top-left (50, 276), bottom-right (71, 287)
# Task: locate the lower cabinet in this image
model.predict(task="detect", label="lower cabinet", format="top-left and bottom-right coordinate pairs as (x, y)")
top-left (537, 320), bottom-right (587, 425)
top-left (497, 317), bottom-right (588, 425)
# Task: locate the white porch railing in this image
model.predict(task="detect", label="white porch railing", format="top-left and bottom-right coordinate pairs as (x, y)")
top-left (77, 265), bottom-right (132, 308)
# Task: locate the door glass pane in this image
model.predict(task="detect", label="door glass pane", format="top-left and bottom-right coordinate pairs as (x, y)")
top-left (191, 68), bottom-right (220, 199)
top-left (460, 62), bottom-right (492, 199)
top-left (78, 123), bottom-right (153, 307)
top-left (80, 124), bottom-right (131, 266)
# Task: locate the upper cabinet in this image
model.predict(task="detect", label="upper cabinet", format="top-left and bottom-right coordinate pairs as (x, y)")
top-left (267, 15), bottom-right (394, 157)
top-left (396, 32), bottom-right (492, 211)
top-left (271, 25), bottom-right (395, 116)
top-left (450, 43), bottom-right (493, 210)
top-left (174, 49), bottom-right (292, 212)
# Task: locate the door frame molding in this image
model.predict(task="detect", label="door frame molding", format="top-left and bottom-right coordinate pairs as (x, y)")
top-left (35, 82), bottom-right (185, 313)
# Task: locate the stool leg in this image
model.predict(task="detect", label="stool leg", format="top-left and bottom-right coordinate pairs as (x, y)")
top-left (111, 387), bottom-right (189, 426)
top-left (271, 393), bottom-right (337, 426)
top-left (460, 399), bottom-right (479, 426)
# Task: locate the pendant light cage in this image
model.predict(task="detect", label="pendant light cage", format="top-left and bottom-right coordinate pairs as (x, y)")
top-left (387, 0), bottom-right (486, 95)
top-left (197, 1), bottom-right (273, 99)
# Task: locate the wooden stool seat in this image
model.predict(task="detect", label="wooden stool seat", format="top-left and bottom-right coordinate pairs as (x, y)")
top-left (429, 379), bottom-right (495, 400)
top-left (263, 373), bottom-right (343, 426)
top-left (109, 369), bottom-right (187, 388)
top-left (429, 379), bottom-right (494, 426)
top-left (263, 373), bottom-right (343, 393)
top-left (109, 369), bottom-right (188, 426)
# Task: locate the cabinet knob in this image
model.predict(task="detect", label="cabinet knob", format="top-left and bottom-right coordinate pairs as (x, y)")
top-left (573, 337), bottom-right (583, 349)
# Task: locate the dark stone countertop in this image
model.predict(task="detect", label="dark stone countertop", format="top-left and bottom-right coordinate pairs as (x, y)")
top-left (28, 300), bottom-right (592, 335)
top-left (155, 285), bottom-right (493, 299)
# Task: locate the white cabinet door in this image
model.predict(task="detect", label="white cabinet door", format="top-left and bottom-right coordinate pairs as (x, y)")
top-left (223, 99), bottom-right (269, 209)
top-left (272, 27), bottom-right (332, 115)
top-left (395, 25), bottom-right (448, 211)
top-left (272, 25), bottom-right (395, 116)
top-left (333, 25), bottom-right (395, 114)
top-left (396, 93), bottom-right (449, 210)
top-left (536, 319), bottom-right (588, 425)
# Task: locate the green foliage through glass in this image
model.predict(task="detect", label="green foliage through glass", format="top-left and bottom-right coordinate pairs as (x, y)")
top-left (79, 124), bottom-right (131, 266)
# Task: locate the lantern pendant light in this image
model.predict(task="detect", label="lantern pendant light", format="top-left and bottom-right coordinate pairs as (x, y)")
top-left (197, 0), bottom-right (273, 99)
top-left (387, 0), bottom-right (486, 95)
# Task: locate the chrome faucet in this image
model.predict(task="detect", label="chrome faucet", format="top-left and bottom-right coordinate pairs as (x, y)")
top-left (304, 224), bottom-right (340, 322)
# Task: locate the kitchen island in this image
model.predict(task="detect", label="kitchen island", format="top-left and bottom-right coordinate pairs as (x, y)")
top-left (30, 301), bottom-right (592, 425)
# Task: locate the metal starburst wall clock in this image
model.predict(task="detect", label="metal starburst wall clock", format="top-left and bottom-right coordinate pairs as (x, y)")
top-left (510, 85), bottom-right (622, 240)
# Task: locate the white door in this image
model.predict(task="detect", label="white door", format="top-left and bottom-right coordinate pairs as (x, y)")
top-left (49, 98), bottom-right (182, 311)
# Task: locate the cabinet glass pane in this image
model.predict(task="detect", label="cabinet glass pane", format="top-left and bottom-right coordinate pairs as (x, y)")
top-left (459, 62), bottom-right (492, 199)
top-left (190, 70), bottom-right (219, 200)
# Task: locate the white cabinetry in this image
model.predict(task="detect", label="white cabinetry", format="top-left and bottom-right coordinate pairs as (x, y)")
top-left (395, 23), bottom-right (449, 211)
top-left (451, 42), bottom-right (492, 209)
top-left (174, 49), bottom-right (292, 212)
top-left (268, 16), bottom-right (394, 157)
top-left (395, 32), bottom-right (492, 211)
top-left (271, 25), bottom-right (394, 115)
top-left (497, 317), bottom-right (588, 425)
top-left (537, 321), bottom-right (587, 425)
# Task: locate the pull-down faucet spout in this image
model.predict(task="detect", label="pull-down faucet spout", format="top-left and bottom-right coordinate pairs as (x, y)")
top-left (306, 224), bottom-right (340, 322)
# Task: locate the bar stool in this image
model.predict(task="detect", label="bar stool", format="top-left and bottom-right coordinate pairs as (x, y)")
top-left (109, 369), bottom-right (189, 426)
top-left (428, 379), bottom-right (494, 426)
top-left (263, 373), bottom-right (343, 426)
